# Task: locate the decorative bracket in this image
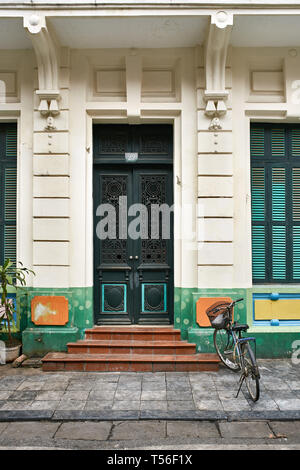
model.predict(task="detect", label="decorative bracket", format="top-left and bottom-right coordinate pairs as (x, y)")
top-left (24, 14), bottom-right (60, 118)
top-left (204, 11), bottom-right (233, 122)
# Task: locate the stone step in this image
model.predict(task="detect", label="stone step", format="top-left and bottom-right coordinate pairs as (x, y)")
top-left (84, 326), bottom-right (181, 342)
top-left (67, 340), bottom-right (197, 355)
top-left (42, 352), bottom-right (220, 372)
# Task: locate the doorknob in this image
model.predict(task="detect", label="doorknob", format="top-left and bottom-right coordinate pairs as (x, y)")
top-left (129, 255), bottom-right (133, 260)
top-left (135, 256), bottom-right (139, 260)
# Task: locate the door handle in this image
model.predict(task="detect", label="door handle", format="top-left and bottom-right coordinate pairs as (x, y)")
top-left (135, 256), bottom-right (138, 260)
top-left (129, 255), bottom-right (133, 260)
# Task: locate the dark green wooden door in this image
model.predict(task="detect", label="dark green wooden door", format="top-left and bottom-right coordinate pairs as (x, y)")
top-left (93, 125), bottom-right (173, 324)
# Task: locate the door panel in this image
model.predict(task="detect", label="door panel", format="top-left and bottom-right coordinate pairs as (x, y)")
top-left (93, 125), bottom-right (173, 325)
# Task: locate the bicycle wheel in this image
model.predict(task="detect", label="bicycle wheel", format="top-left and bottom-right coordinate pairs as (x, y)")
top-left (213, 329), bottom-right (240, 371)
top-left (241, 342), bottom-right (260, 402)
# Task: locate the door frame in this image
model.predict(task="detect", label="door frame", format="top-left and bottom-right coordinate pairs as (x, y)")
top-left (92, 126), bottom-right (174, 325)
top-left (84, 112), bottom-right (198, 327)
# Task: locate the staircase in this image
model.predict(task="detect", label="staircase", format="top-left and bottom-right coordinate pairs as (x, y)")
top-left (42, 326), bottom-right (219, 372)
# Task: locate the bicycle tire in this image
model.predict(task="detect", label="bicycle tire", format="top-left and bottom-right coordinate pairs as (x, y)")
top-left (213, 328), bottom-right (241, 372)
top-left (241, 342), bottom-right (260, 402)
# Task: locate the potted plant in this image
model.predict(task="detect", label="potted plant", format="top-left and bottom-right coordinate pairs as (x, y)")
top-left (0, 259), bottom-right (34, 363)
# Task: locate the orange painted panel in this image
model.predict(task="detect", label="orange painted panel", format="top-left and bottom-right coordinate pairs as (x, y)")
top-left (196, 297), bottom-right (232, 327)
top-left (31, 296), bottom-right (69, 326)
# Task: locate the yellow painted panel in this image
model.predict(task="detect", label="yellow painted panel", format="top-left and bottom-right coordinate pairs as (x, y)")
top-left (255, 299), bottom-right (300, 320)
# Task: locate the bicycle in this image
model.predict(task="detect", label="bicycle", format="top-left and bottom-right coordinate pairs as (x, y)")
top-left (206, 298), bottom-right (260, 402)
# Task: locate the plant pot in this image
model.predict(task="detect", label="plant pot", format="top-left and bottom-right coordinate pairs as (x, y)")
top-left (1, 343), bottom-right (21, 363)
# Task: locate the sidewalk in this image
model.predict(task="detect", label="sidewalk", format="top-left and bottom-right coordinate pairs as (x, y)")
top-left (0, 359), bottom-right (299, 422)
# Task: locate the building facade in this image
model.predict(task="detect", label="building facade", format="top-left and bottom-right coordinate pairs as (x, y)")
top-left (0, 1), bottom-right (300, 358)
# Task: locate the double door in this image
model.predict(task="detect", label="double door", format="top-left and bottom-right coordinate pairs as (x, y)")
top-left (94, 161), bottom-right (173, 324)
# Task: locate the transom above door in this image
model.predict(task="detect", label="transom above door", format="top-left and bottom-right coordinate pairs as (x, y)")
top-left (93, 124), bottom-right (173, 325)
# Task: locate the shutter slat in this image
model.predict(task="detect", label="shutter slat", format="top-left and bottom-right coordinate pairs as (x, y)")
top-left (293, 226), bottom-right (300, 279)
top-left (4, 225), bottom-right (16, 268)
top-left (251, 168), bottom-right (265, 221)
top-left (5, 167), bottom-right (17, 221)
top-left (292, 129), bottom-right (300, 157)
top-left (5, 127), bottom-right (17, 158)
top-left (293, 168), bottom-right (300, 221)
top-left (250, 128), bottom-right (264, 157)
top-left (272, 168), bottom-right (286, 221)
top-left (252, 226), bottom-right (266, 280)
top-left (271, 128), bottom-right (285, 157)
top-left (272, 226), bottom-right (286, 280)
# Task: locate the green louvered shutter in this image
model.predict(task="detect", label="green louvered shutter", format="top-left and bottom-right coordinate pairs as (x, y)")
top-left (251, 124), bottom-right (300, 283)
top-left (251, 168), bottom-right (266, 280)
top-left (0, 124), bottom-right (17, 267)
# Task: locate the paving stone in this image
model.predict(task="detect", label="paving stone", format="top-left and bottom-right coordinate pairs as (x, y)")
top-left (288, 380), bottom-right (300, 391)
top-left (166, 383), bottom-right (191, 391)
top-left (141, 390), bottom-right (166, 401)
top-left (0, 410), bottom-right (54, 421)
top-left (219, 421), bottom-right (272, 438)
top-left (56, 421), bottom-right (112, 441)
top-left (30, 401), bottom-right (59, 410)
top-left (0, 377), bottom-right (25, 390)
top-left (35, 391), bottom-right (65, 401)
top-left (247, 398), bottom-right (279, 411)
top-left (167, 421), bottom-right (219, 438)
top-left (110, 420), bottom-right (165, 441)
top-left (117, 382), bottom-right (142, 390)
top-left (140, 401), bottom-right (168, 411)
top-left (66, 382), bottom-right (95, 391)
top-left (190, 383), bottom-right (216, 391)
top-left (262, 380), bottom-right (291, 391)
top-left (0, 422), bottom-right (9, 434)
top-left (167, 401), bottom-right (196, 411)
top-left (53, 410), bottom-right (139, 421)
top-left (92, 382), bottom-right (118, 392)
top-left (193, 390), bottom-right (219, 400)
top-left (84, 401), bottom-right (113, 411)
top-left (62, 391), bottom-right (90, 401)
top-left (17, 381), bottom-right (44, 391)
top-left (1, 401), bottom-right (34, 410)
top-left (166, 372), bottom-right (188, 378)
top-left (274, 398), bottom-right (300, 411)
top-left (56, 400), bottom-right (86, 411)
top-left (8, 390), bottom-right (37, 401)
top-left (270, 421), bottom-right (300, 438)
top-left (112, 400), bottom-right (140, 410)
top-left (0, 391), bottom-right (12, 400)
top-left (93, 374), bottom-right (120, 383)
top-left (220, 400), bottom-right (252, 411)
top-left (195, 399), bottom-right (224, 411)
top-left (41, 381), bottom-right (68, 391)
top-left (115, 390), bottom-right (141, 401)
top-left (90, 387), bottom-right (116, 399)
top-left (0, 421), bottom-right (59, 440)
top-left (167, 390), bottom-right (193, 401)
top-left (142, 383), bottom-right (166, 391)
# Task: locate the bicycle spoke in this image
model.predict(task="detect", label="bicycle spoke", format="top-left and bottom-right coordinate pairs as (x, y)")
top-left (213, 329), bottom-right (240, 371)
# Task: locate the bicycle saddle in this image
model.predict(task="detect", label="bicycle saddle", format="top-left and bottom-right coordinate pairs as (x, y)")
top-left (232, 323), bottom-right (249, 332)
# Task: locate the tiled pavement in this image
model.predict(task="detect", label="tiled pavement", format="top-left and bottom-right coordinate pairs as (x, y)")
top-left (0, 359), bottom-right (300, 421)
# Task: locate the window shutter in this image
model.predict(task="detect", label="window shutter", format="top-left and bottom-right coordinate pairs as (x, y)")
top-left (0, 124), bottom-right (17, 267)
top-left (251, 124), bottom-right (300, 283)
